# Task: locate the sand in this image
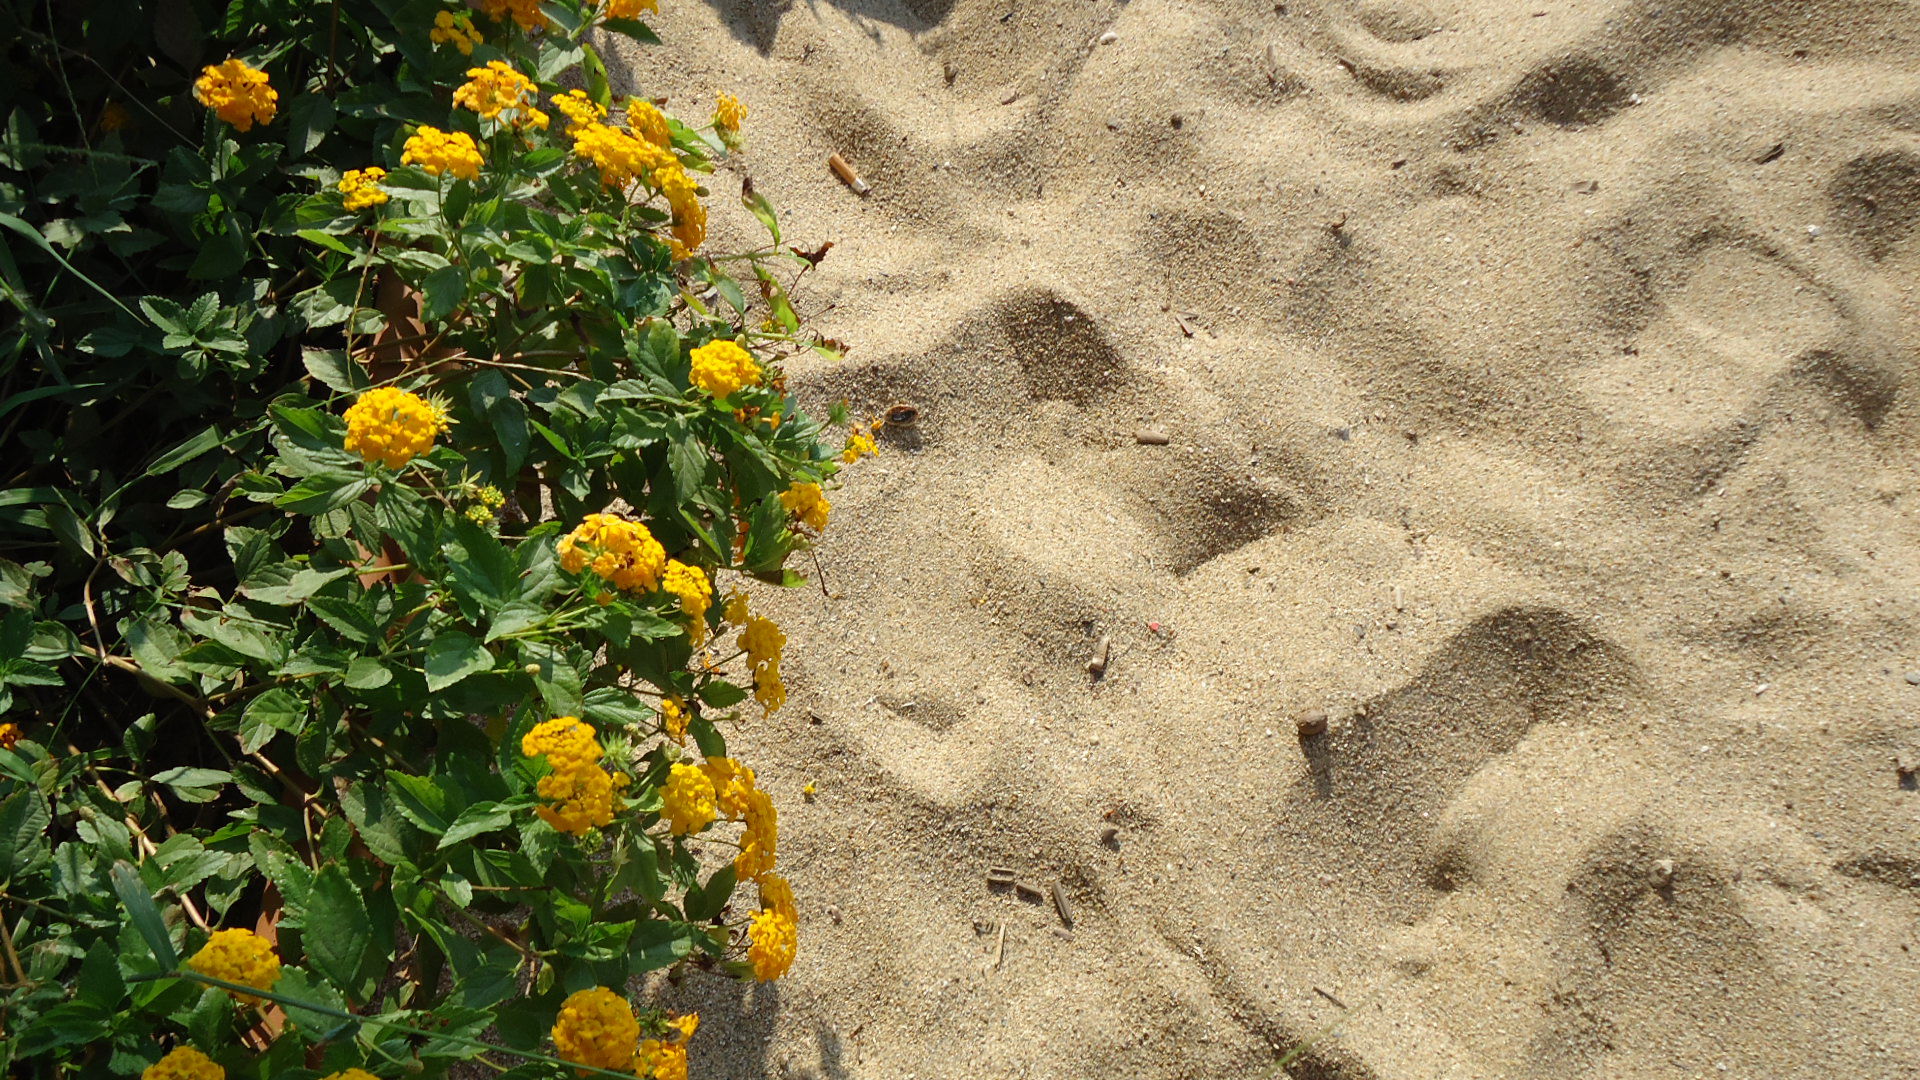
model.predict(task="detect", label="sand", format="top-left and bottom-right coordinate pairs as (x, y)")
top-left (601, 2), bottom-right (1920, 1076)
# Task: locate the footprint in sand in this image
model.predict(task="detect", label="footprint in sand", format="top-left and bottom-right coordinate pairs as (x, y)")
top-left (1575, 244), bottom-right (1846, 433)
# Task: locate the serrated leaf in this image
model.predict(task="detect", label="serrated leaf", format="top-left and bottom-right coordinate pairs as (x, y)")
top-left (277, 472), bottom-right (374, 514)
top-left (343, 656), bottom-right (392, 689)
top-left (581, 687), bottom-right (652, 728)
top-left (239, 687), bottom-right (305, 752)
top-left (304, 863), bottom-right (371, 993)
top-left (303, 348), bottom-right (369, 392)
top-left (628, 918), bottom-right (694, 975)
top-left (306, 595), bottom-right (381, 645)
top-left (437, 802), bottom-right (512, 849)
top-left (421, 264), bottom-right (469, 322)
top-left (76, 939), bottom-right (125, 1007)
top-left (424, 631), bottom-right (492, 692)
top-left (0, 787), bottom-right (50, 882)
top-left (386, 772), bottom-right (451, 835)
top-left (274, 965), bottom-right (356, 1040)
top-left (442, 518), bottom-right (518, 621)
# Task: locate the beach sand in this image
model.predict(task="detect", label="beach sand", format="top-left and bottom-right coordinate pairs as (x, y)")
top-left (604, 1), bottom-right (1920, 1076)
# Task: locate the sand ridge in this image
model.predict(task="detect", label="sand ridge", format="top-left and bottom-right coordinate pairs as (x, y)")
top-left (603, 1), bottom-right (1920, 1076)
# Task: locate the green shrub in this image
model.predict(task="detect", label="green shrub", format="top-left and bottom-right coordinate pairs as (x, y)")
top-left (0, 1), bottom-right (860, 1074)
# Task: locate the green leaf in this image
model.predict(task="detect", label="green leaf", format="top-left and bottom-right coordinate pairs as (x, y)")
top-left (278, 471), bottom-right (375, 515)
top-left (297, 228), bottom-right (355, 255)
top-left (76, 939), bottom-right (126, 1007)
top-left (0, 787), bottom-right (50, 882)
top-left (698, 679), bottom-right (747, 709)
top-left (421, 264), bottom-right (469, 322)
top-left (437, 802), bottom-right (513, 849)
top-left (683, 864), bottom-right (737, 923)
top-left (286, 93), bottom-right (336, 156)
top-left (343, 656), bottom-right (392, 689)
top-left (149, 767), bottom-right (232, 794)
top-left (308, 596), bottom-right (382, 645)
top-left (239, 687), bottom-right (306, 752)
top-left (110, 860), bottom-right (178, 968)
top-left (581, 687), bottom-right (652, 728)
top-left (274, 966), bottom-right (355, 1041)
top-left (376, 484), bottom-right (440, 570)
top-left (469, 369), bottom-right (530, 475)
top-left (424, 631), bottom-right (493, 692)
top-left (386, 772), bottom-right (452, 835)
top-left (667, 434), bottom-right (708, 505)
top-left (443, 518), bottom-right (519, 621)
top-left (304, 863), bottom-right (372, 993)
top-left (582, 41), bottom-right (612, 108)
top-left (741, 181), bottom-right (781, 244)
top-left (143, 425), bottom-right (225, 478)
top-left (303, 348), bottom-right (370, 393)
top-left (628, 918), bottom-right (694, 975)
top-left (602, 17), bottom-right (663, 44)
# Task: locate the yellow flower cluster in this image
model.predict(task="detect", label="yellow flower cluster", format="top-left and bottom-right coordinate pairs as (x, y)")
top-left (747, 873), bottom-right (798, 981)
top-left (0, 722), bottom-right (19, 750)
top-left (780, 482), bottom-right (830, 533)
top-left (338, 167), bottom-right (389, 211)
top-left (713, 93), bottom-right (747, 133)
top-left (343, 387), bottom-right (449, 469)
top-left (659, 695), bottom-right (689, 743)
top-left (604, 0), bottom-right (660, 18)
top-left (636, 1013), bottom-right (698, 1080)
top-left (187, 928), bottom-right (281, 1003)
top-left (143, 1047), bottom-right (223, 1080)
top-left (552, 89), bottom-right (607, 135)
top-left (402, 126), bottom-right (484, 180)
top-left (572, 120), bottom-right (676, 189)
top-left (430, 9), bottom-right (485, 54)
top-left (521, 717), bottom-right (617, 835)
top-left (454, 61), bottom-right (543, 128)
top-left (194, 59), bottom-right (277, 132)
top-left (739, 613), bottom-right (787, 714)
top-left (736, 787), bottom-right (777, 880)
top-left (688, 340), bottom-right (761, 399)
top-left (558, 513), bottom-right (668, 593)
top-left (319, 1071), bottom-right (380, 1080)
top-left (662, 560), bottom-right (712, 641)
top-left (702, 756), bottom-right (756, 820)
top-left (551, 987), bottom-right (639, 1071)
top-left (478, 0), bottom-right (547, 31)
top-left (658, 164), bottom-right (707, 257)
top-left (626, 98), bottom-right (671, 148)
top-left (842, 429), bottom-right (878, 464)
top-left (662, 761), bottom-right (716, 834)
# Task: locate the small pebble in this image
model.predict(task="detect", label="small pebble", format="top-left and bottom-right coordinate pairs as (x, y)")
top-left (1051, 882), bottom-right (1076, 927)
top-left (1135, 428), bottom-right (1171, 445)
top-left (1650, 858), bottom-right (1676, 886)
top-left (1097, 30), bottom-right (1118, 45)
top-left (825, 904), bottom-right (843, 924)
top-left (1099, 825), bottom-right (1120, 846)
top-left (1051, 927), bottom-right (1074, 941)
top-left (1015, 881), bottom-right (1046, 902)
top-left (1904, 671), bottom-right (1920, 685)
top-left (1296, 710), bottom-right (1329, 737)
